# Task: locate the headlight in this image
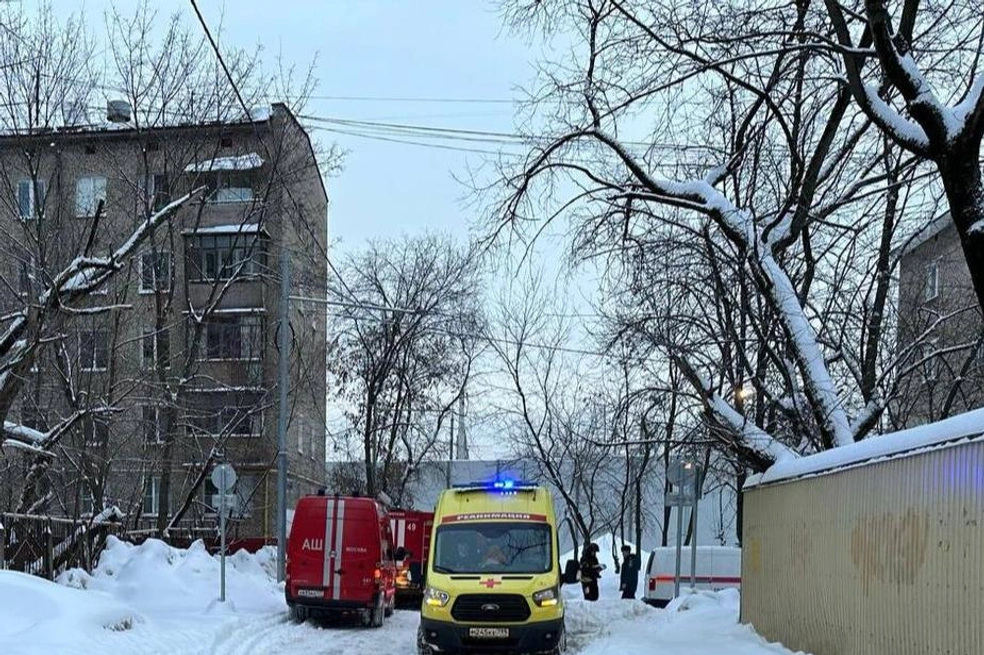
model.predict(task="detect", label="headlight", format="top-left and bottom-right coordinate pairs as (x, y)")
top-left (532, 586), bottom-right (559, 607)
top-left (424, 586), bottom-right (451, 607)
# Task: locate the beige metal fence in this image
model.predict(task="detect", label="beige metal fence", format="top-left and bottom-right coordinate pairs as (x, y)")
top-left (741, 438), bottom-right (984, 655)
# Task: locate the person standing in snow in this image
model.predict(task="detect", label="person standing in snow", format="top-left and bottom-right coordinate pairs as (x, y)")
top-left (579, 542), bottom-right (604, 601)
top-left (619, 545), bottom-right (640, 599)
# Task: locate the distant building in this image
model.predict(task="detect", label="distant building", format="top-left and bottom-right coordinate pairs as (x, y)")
top-left (894, 214), bottom-right (984, 427)
top-left (0, 103), bottom-right (328, 539)
top-left (326, 457), bottom-right (739, 553)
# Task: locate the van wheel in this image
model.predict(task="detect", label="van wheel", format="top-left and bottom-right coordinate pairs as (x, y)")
top-left (364, 594), bottom-right (385, 628)
top-left (554, 625), bottom-right (568, 654)
top-left (416, 626), bottom-right (434, 655)
top-left (288, 604), bottom-right (308, 623)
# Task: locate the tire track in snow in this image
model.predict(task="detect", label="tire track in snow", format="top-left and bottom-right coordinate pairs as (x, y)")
top-left (208, 613), bottom-right (296, 655)
top-left (208, 610), bottom-right (421, 655)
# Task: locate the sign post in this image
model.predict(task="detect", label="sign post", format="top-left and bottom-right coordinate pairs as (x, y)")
top-left (212, 462), bottom-right (237, 602)
top-left (666, 458), bottom-right (700, 599)
top-left (690, 462), bottom-right (702, 590)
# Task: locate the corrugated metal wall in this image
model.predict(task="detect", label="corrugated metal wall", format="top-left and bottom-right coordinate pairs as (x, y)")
top-left (742, 439), bottom-right (984, 655)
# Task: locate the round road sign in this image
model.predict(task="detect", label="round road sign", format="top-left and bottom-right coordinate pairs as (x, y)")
top-left (211, 464), bottom-right (237, 491)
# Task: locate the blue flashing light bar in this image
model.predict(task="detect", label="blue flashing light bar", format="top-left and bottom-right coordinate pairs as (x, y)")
top-left (452, 479), bottom-right (538, 491)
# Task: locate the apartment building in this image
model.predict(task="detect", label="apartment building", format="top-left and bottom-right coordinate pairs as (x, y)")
top-left (894, 213), bottom-right (984, 427)
top-left (0, 103), bottom-right (327, 540)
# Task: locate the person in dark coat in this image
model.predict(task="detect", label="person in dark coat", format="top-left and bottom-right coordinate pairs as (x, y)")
top-left (579, 542), bottom-right (604, 601)
top-left (619, 545), bottom-right (640, 599)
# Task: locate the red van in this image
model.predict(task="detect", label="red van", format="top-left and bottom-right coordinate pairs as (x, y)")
top-left (388, 509), bottom-right (434, 601)
top-left (286, 493), bottom-right (400, 626)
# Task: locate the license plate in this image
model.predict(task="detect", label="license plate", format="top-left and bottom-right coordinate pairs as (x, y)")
top-left (297, 589), bottom-right (322, 598)
top-left (468, 628), bottom-right (509, 639)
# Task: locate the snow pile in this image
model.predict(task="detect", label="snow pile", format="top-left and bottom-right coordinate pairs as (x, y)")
top-left (665, 586), bottom-right (740, 612)
top-left (3, 537), bottom-right (286, 654)
top-left (564, 598), bottom-right (655, 651)
top-left (574, 589), bottom-right (808, 655)
top-left (57, 537), bottom-right (284, 617)
top-left (0, 570), bottom-right (141, 654)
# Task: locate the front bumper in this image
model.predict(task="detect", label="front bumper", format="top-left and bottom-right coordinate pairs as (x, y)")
top-left (419, 617), bottom-right (564, 654)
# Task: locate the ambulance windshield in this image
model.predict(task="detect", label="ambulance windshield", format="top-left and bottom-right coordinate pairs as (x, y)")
top-left (433, 522), bottom-right (552, 574)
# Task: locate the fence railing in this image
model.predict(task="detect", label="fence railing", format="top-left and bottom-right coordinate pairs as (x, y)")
top-left (0, 510), bottom-right (125, 580)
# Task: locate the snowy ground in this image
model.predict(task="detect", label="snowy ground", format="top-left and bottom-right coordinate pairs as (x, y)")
top-left (0, 537), bottom-right (807, 654)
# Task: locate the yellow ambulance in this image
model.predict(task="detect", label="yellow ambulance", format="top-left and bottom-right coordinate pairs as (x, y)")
top-left (417, 480), bottom-right (565, 655)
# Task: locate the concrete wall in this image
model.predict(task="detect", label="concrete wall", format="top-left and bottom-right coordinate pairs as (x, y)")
top-left (741, 439), bottom-right (984, 655)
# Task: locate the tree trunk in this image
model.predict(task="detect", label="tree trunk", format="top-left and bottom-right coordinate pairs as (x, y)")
top-left (940, 144), bottom-right (984, 310)
top-left (155, 407), bottom-right (178, 537)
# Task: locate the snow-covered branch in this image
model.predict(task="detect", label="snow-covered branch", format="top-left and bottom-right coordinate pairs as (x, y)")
top-left (47, 187), bottom-right (205, 301)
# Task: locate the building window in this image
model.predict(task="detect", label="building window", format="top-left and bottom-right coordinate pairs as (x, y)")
top-left (204, 315), bottom-right (262, 360)
top-left (187, 392), bottom-right (263, 438)
top-left (924, 260), bottom-right (940, 301)
top-left (140, 251), bottom-right (172, 292)
top-left (17, 257), bottom-right (37, 297)
top-left (17, 178), bottom-right (47, 220)
top-left (205, 171), bottom-right (254, 203)
top-left (79, 329), bottom-right (109, 371)
top-left (143, 476), bottom-right (160, 515)
top-left (186, 234), bottom-right (264, 282)
top-left (76, 175), bottom-right (107, 217)
top-left (142, 406), bottom-right (165, 444)
top-left (140, 173), bottom-right (170, 213)
top-left (142, 328), bottom-right (170, 369)
top-left (235, 474), bottom-right (256, 517)
top-left (82, 416), bottom-right (109, 448)
top-left (297, 420), bottom-right (305, 455)
top-left (921, 338), bottom-right (940, 382)
top-left (80, 486), bottom-right (94, 515)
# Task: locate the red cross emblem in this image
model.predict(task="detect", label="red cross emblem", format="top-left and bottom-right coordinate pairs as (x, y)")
top-left (480, 578), bottom-right (501, 589)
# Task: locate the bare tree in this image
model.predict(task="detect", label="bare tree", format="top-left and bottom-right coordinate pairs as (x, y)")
top-left (487, 274), bottom-right (622, 545)
top-left (491, 0), bottom-right (941, 471)
top-left (823, 0), bottom-right (984, 308)
top-left (328, 235), bottom-right (484, 503)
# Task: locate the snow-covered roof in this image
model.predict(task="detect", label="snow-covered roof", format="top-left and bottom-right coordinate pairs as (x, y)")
top-left (746, 406), bottom-right (984, 488)
top-left (183, 153), bottom-right (264, 173)
top-left (182, 223), bottom-right (265, 236)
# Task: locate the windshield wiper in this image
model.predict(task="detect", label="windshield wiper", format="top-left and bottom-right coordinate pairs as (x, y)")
top-left (432, 564), bottom-right (456, 574)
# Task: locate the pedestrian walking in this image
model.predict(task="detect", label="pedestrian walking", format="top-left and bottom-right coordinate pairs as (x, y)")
top-left (619, 544), bottom-right (640, 599)
top-left (579, 542), bottom-right (604, 601)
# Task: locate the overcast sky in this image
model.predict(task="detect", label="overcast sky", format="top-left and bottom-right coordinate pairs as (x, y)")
top-left (43, 0), bottom-right (538, 253)
top-left (31, 0), bottom-right (584, 460)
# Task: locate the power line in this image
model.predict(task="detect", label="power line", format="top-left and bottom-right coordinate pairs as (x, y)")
top-left (308, 125), bottom-right (524, 157)
top-left (189, 0), bottom-right (250, 119)
top-left (301, 95), bottom-right (518, 104)
top-left (301, 113), bottom-right (714, 153)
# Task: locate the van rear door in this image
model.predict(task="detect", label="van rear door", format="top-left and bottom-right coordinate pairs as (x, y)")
top-left (335, 499), bottom-right (383, 604)
top-left (287, 496), bottom-right (329, 599)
